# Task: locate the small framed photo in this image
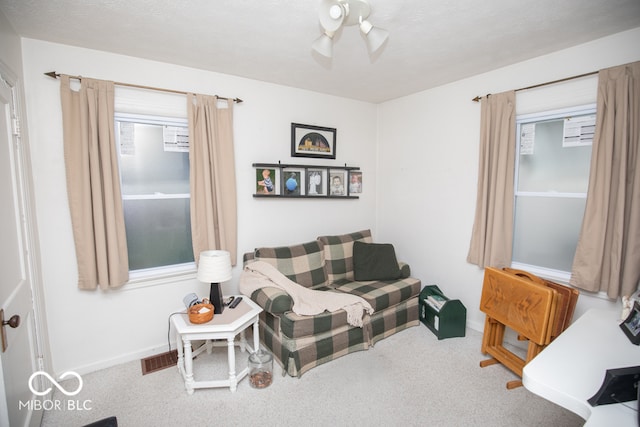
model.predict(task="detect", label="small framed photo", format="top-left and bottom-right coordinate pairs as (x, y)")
top-left (291, 123), bottom-right (336, 159)
top-left (329, 170), bottom-right (347, 196)
top-left (282, 168), bottom-right (305, 196)
top-left (306, 168), bottom-right (327, 196)
top-left (255, 167), bottom-right (279, 195)
top-left (348, 171), bottom-right (362, 194)
top-left (620, 300), bottom-right (640, 345)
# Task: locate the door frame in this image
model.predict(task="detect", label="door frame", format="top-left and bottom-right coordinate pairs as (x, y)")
top-left (0, 60), bottom-right (51, 424)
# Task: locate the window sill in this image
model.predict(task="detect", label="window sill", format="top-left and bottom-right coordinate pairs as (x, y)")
top-left (510, 262), bottom-right (613, 301)
top-left (120, 263), bottom-right (197, 291)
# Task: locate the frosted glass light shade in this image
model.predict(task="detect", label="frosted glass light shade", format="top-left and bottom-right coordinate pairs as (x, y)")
top-left (319, 0), bottom-right (345, 32)
top-left (312, 33), bottom-right (334, 58)
top-left (360, 20), bottom-right (388, 54)
top-left (197, 250), bottom-right (232, 283)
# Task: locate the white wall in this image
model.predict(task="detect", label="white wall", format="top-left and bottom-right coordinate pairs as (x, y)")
top-left (20, 39), bottom-right (378, 375)
top-left (377, 28), bottom-right (640, 332)
top-left (18, 26), bottom-right (640, 375)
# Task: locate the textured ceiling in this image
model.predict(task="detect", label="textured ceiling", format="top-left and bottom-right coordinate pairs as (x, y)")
top-left (1, 0), bottom-right (639, 103)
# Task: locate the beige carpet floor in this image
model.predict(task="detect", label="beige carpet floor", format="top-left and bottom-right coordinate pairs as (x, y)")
top-left (41, 325), bottom-right (584, 427)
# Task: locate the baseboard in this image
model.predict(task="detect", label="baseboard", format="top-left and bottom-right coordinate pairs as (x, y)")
top-left (56, 342), bottom-right (173, 377)
top-left (467, 319), bottom-right (484, 333)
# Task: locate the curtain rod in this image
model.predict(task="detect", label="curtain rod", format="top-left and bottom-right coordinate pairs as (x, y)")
top-left (471, 70), bottom-right (599, 102)
top-left (44, 71), bottom-right (243, 103)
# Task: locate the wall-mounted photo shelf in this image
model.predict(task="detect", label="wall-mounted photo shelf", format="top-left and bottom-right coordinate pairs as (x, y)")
top-left (253, 162), bottom-right (361, 199)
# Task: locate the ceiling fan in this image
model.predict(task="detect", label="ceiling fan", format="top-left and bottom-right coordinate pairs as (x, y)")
top-left (311, 0), bottom-right (389, 58)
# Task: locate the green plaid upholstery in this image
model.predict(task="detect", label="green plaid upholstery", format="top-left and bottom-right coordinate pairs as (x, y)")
top-left (318, 229), bottom-right (372, 284)
top-left (258, 298), bottom-right (419, 377)
top-left (260, 311), bottom-right (281, 338)
top-left (250, 287), bottom-right (293, 314)
top-left (259, 316), bottom-right (370, 377)
top-left (369, 296), bottom-right (419, 345)
top-left (254, 240), bottom-right (327, 288)
top-left (242, 252), bottom-right (256, 264)
top-left (399, 262), bottom-right (411, 278)
top-left (244, 231), bottom-right (421, 378)
top-left (243, 253), bottom-right (294, 314)
top-left (331, 276), bottom-right (421, 312)
top-left (279, 305), bottom-right (351, 339)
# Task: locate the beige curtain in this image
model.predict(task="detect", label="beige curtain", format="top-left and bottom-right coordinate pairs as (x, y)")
top-left (467, 91), bottom-right (517, 268)
top-left (188, 94), bottom-right (238, 265)
top-left (60, 75), bottom-right (129, 289)
top-left (570, 61), bottom-right (640, 299)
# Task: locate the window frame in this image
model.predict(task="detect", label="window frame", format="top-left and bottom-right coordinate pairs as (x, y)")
top-left (115, 112), bottom-right (196, 285)
top-left (511, 103), bottom-right (596, 284)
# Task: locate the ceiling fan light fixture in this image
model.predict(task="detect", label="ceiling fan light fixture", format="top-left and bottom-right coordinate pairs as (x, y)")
top-left (312, 31), bottom-right (335, 58)
top-left (360, 21), bottom-right (388, 54)
top-left (313, 0), bottom-right (387, 58)
top-left (319, 0), bottom-right (346, 32)
top-left (359, 19), bottom-right (373, 35)
top-left (329, 4), bottom-right (344, 20)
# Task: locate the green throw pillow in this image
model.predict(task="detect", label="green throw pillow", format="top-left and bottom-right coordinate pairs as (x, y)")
top-left (353, 241), bottom-right (402, 281)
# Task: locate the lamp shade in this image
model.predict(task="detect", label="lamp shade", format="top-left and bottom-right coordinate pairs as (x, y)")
top-left (312, 32), bottom-right (334, 58)
top-left (319, 0), bottom-right (345, 32)
top-left (197, 250), bottom-right (232, 283)
top-left (360, 20), bottom-right (388, 54)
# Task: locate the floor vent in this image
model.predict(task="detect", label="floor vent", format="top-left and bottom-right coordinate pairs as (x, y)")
top-left (141, 350), bottom-right (178, 375)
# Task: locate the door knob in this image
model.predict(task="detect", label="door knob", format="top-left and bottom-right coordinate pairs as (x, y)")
top-left (1, 309), bottom-right (20, 352)
top-left (3, 314), bottom-right (20, 328)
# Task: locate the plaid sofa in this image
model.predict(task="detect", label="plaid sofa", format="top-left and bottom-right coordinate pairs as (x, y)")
top-left (242, 229), bottom-right (421, 377)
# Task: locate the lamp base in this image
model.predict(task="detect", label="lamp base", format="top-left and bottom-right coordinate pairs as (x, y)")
top-left (209, 283), bottom-right (224, 315)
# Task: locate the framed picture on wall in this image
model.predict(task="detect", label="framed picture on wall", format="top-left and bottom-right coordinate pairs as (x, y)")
top-left (291, 123), bottom-right (336, 159)
top-left (329, 169), bottom-right (347, 196)
top-left (348, 171), bottom-right (362, 194)
top-left (255, 167), bottom-right (279, 195)
top-left (282, 168), bottom-right (305, 196)
top-left (306, 168), bottom-right (327, 196)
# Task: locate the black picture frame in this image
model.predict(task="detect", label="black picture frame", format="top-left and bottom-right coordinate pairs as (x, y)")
top-left (252, 163), bottom-right (359, 199)
top-left (291, 123), bottom-right (336, 159)
top-left (588, 365), bottom-right (640, 406)
top-left (620, 300), bottom-right (640, 345)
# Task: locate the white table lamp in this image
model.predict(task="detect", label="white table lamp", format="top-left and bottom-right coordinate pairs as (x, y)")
top-left (197, 250), bottom-right (232, 314)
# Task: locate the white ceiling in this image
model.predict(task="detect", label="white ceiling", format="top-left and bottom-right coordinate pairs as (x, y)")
top-left (1, 0), bottom-right (639, 103)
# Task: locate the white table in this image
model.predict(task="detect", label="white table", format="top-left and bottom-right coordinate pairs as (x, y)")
top-left (523, 308), bottom-right (640, 426)
top-left (171, 296), bottom-right (263, 393)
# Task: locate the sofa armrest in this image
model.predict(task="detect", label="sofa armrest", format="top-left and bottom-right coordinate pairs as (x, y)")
top-left (249, 287), bottom-right (293, 315)
top-left (399, 262), bottom-right (411, 278)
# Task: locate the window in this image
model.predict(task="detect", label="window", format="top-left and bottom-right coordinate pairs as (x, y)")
top-left (115, 113), bottom-right (194, 278)
top-left (512, 104), bottom-right (596, 281)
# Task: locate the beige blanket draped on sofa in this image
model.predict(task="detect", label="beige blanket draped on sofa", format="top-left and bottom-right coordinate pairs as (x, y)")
top-left (239, 261), bottom-right (373, 327)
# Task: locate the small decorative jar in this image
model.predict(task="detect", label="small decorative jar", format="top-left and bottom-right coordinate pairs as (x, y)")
top-left (248, 349), bottom-right (273, 389)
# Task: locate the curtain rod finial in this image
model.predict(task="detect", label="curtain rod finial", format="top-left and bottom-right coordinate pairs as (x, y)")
top-left (472, 96), bottom-right (481, 102)
top-left (44, 71), bottom-right (59, 79)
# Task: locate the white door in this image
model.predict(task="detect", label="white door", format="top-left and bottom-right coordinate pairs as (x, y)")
top-left (0, 74), bottom-right (43, 426)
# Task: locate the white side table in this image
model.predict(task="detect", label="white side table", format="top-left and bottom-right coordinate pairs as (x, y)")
top-left (171, 296), bottom-right (263, 394)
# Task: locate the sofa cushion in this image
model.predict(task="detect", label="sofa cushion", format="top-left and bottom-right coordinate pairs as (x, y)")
top-left (331, 276), bottom-right (421, 312)
top-left (318, 229), bottom-right (373, 284)
top-left (353, 241), bottom-right (403, 281)
top-left (254, 240), bottom-right (327, 288)
top-left (279, 306), bottom-right (352, 339)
